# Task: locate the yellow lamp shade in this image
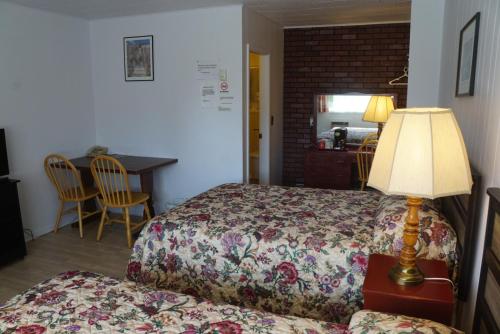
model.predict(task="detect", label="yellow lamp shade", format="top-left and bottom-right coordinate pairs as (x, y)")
top-left (363, 96), bottom-right (395, 123)
top-left (367, 108), bottom-right (473, 199)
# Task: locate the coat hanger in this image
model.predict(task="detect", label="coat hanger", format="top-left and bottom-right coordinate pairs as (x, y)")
top-left (389, 66), bottom-right (408, 86)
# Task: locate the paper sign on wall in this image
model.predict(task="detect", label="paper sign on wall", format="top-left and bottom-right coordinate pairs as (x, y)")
top-left (197, 61), bottom-right (234, 111)
top-left (219, 78), bottom-right (234, 112)
top-left (197, 61), bottom-right (219, 81)
top-left (201, 82), bottom-right (218, 110)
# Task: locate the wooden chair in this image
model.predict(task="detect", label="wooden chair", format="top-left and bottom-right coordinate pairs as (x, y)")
top-left (90, 155), bottom-right (151, 248)
top-left (362, 132), bottom-right (379, 144)
top-left (357, 139), bottom-right (378, 191)
top-left (44, 154), bottom-right (101, 238)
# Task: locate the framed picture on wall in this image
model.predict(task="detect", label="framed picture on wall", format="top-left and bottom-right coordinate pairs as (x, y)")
top-left (124, 35), bottom-right (154, 81)
top-left (455, 13), bottom-right (480, 96)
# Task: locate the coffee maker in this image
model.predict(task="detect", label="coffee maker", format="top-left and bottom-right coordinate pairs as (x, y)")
top-left (333, 128), bottom-right (347, 150)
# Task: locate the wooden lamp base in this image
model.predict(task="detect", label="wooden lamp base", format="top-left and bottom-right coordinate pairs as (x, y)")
top-left (389, 196), bottom-right (425, 286)
top-left (389, 262), bottom-right (424, 285)
top-left (377, 122), bottom-right (383, 138)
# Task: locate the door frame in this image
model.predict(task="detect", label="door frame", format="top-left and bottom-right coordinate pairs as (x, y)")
top-left (245, 45), bottom-right (270, 184)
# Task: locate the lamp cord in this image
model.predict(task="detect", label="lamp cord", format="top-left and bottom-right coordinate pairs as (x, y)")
top-left (423, 277), bottom-right (455, 289)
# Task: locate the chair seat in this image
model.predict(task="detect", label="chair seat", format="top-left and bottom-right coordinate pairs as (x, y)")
top-left (82, 187), bottom-right (100, 200)
top-left (105, 191), bottom-right (150, 208)
top-left (62, 186), bottom-right (100, 201)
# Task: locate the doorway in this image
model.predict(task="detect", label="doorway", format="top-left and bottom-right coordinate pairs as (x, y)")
top-left (246, 50), bottom-right (270, 185)
top-left (249, 52), bottom-right (260, 184)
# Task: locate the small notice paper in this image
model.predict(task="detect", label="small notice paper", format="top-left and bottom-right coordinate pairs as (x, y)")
top-left (197, 61), bottom-right (219, 81)
top-left (201, 82), bottom-right (217, 110)
top-left (219, 80), bottom-right (234, 112)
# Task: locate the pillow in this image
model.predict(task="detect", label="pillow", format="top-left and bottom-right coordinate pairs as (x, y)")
top-left (320, 127), bottom-right (378, 144)
top-left (372, 195), bottom-right (458, 279)
top-left (343, 127), bottom-right (377, 144)
top-left (349, 310), bottom-right (463, 334)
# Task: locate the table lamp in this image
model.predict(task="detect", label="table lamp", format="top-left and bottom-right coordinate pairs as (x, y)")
top-left (363, 96), bottom-right (395, 138)
top-left (367, 108), bottom-right (473, 285)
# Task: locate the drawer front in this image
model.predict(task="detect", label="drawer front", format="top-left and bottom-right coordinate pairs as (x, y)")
top-left (0, 216), bottom-right (26, 254)
top-left (304, 151), bottom-right (353, 189)
top-left (492, 214), bottom-right (500, 261)
top-left (363, 291), bottom-right (453, 325)
top-left (484, 268), bottom-right (500, 330)
top-left (305, 176), bottom-right (351, 189)
top-left (307, 151), bottom-right (351, 162)
top-left (475, 190), bottom-right (500, 334)
top-left (0, 182), bottom-right (20, 213)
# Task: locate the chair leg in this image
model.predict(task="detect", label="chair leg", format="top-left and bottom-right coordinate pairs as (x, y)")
top-left (125, 207), bottom-right (132, 249)
top-left (77, 202), bottom-right (84, 238)
top-left (360, 181), bottom-right (365, 191)
top-left (97, 206), bottom-right (107, 241)
top-left (144, 202), bottom-right (152, 221)
top-left (53, 200), bottom-right (65, 233)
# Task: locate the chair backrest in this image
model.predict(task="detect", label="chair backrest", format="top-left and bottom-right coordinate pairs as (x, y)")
top-left (90, 155), bottom-right (132, 207)
top-left (44, 154), bottom-right (85, 201)
top-left (357, 139), bottom-right (378, 183)
top-left (362, 133), bottom-right (378, 144)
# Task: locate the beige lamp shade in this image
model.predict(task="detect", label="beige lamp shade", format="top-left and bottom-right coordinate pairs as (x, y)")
top-left (367, 108), bottom-right (473, 199)
top-left (363, 96), bottom-right (395, 123)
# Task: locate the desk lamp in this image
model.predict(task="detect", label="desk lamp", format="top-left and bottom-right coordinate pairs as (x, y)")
top-left (368, 108), bottom-right (473, 285)
top-left (363, 96), bottom-right (395, 138)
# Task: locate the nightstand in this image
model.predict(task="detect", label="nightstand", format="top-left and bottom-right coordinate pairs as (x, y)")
top-left (362, 254), bottom-right (454, 325)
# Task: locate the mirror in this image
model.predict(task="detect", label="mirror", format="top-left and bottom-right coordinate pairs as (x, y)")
top-left (315, 93), bottom-right (396, 148)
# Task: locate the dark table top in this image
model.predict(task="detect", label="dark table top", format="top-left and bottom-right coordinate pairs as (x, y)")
top-left (70, 155), bottom-right (178, 175)
top-left (363, 254), bottom-right (453, 302)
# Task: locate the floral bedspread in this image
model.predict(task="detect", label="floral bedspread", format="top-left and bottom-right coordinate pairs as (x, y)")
top-left (348, 310), bottom-right (463, 334)
top-left (0, 272), bottom-right (463, 334)
top-left (0, 271), bottom-right (348, 334)
top-left (128, 184), bottom-right (382, 323)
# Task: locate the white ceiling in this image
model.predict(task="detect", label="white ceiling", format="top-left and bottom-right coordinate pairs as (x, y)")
top-left (1, 0), bottom-right (411, 26)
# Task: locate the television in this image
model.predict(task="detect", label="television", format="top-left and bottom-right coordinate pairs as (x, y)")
top-left (0, 129), bottom-right (9, 177)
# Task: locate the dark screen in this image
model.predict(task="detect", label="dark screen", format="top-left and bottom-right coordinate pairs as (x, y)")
top-left (0, 129), bottom-right (9, 176)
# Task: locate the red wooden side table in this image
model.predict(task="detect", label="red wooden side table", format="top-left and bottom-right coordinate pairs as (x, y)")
top-left (362, 254), bottom-right (454, 325)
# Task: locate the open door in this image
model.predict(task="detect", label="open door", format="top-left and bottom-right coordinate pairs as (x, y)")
top-left (246, 49), bottom-right (270, 185)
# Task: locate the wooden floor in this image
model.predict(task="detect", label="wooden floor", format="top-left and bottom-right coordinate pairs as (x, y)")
top-left (0, 221), bottom-right (132, 303)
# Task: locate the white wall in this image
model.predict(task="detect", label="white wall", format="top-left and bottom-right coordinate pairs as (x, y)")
top-left (438, 0), bottom-right (500, 331)
top-left (0, 2), bottom-right (95, 237)
top-left (243, 7), bottom-right (284, 185)
top-left (90, 6), bottom-right (244, 211)
top-left (407, 0), bottom-right (446, 107)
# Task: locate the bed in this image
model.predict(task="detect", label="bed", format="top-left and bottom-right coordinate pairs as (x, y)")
top-left (127, 182), bottom-right (472, 323)
top-left (0, 271), bottom-right (463, 334)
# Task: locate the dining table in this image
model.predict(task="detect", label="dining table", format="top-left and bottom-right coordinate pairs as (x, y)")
top-left (70, 154), bottom-right (178, 220)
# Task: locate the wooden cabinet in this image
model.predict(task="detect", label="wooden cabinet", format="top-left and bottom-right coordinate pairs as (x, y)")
top-left (304, 150), bottom-right (355, 189)
top-left (473, 188), bottom-right (500, 334)
top-left (363, 254), bottom-right (454, 325)
top-left (0, 179), bottom-right (27, 266)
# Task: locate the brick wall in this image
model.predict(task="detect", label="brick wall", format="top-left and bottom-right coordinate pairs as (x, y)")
top-left (283, 23), bottom-right (410, 186)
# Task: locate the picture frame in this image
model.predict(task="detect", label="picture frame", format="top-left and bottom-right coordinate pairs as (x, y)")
top-left (124, 35), bottom-right (154, 81)
top-left (455, 12), bottom-right (480, 96)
